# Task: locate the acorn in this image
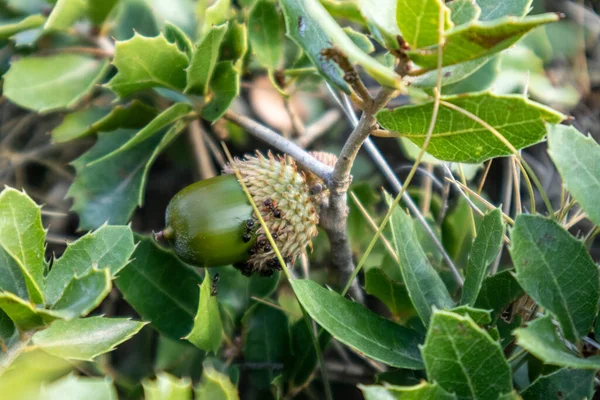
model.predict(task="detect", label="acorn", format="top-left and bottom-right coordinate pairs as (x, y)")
top-left (162, 152), bottom-right (326, 276)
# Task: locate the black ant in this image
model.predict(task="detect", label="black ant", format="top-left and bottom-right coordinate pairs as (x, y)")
top-left (210, 273), bottom-right (220, 296)
top-left (242, 219), bottom-right (255, 243)
top-left (264, 197), bottom-right (282, 218)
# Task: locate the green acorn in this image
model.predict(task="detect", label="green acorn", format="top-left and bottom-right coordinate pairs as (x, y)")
top-left (163, 152), bottom-right (325, 277)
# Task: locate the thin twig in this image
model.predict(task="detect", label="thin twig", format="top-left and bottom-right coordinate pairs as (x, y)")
top-left (189, 120), bottom-right (217, 179)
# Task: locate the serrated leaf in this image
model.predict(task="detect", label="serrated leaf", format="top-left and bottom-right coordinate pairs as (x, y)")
top-left (450, 305), bottom-right (492, 325)
top-left (291, 279), bottom-right (424, 368)
top-left (165, 21), bottom-right (194, 58)
top-left (474, 269), bottom-right (524, 321)
top-left (89, 102), bottom-right (192, 164)
top-left (387, 195), bottom-right (454, 325)
top-left (448, 0), bottom-right (480, 26)
top-left (521, 368), bottom-right (594, 400)
top-left (203, 61), bottom-right (239, 121)
top-left (396, 0), bottom-right (452, 49)
top-left (0, 188), bottom-right (45, 304)
top-left (547, 124), bottom-right (600, 227)
top-left (50, 268), bottom-right (111, 318)
top-left (461, 208), bottom-right (504, 306)
top-left (220, 21), bottom-right (248, 67)
top-left (106, 33), bottom-right (189, 98)
top-left (44, 0), bottom-right (88, 31)
top-left (195, 366), bottom-right (239, 400)
top-left (364, 268), bottom-right (416, 322)
top-left (477, 0), bottom-right (533, 21)
top-left (143, 372), bottom-right (192, 400)
top-left (515, 315), bottom-right (600, 369)
top-left (115, 236), bottom-right (201, 340)
top-left (4, 54), bottom-right (109, 113)
top-left (45, 225), bottom-right (134, 305)
top-left (376, 93), bottom-right (565, 163)
top-left (0, 292), bottom-right (63, 332)
top-left (185, 271), bottom-right (223, 353)
top-left (68, 121), bottom-right (188, 229)
top-left (51, 108), bottom-right (110, 143)
top-left (0, 246), bottom-right (28, 300)
top-left (360, 381), bottom-right (456, 400)
top-left (203, 0), bottom-right (231, 34)
top-left (356, 0), bottom-right (400, 50)
top-left (185, 23), bottom-right (228, 96)
top-left (408, 13), bottom-right (558, 70)
top-left (242, 304), bottom-right (290, 388)
top-left (32, 316), bottom-right (146, 361)
top-left (0, 15), bottom-right (45, 39)
top-left (40, 374), bottom-right (118, 400)
top-left (510, 214), bottom-right (600, 343)
top-left (248, 0), bottom-right (285, 69)
top-left (422, 310), bottom-right (512, 399)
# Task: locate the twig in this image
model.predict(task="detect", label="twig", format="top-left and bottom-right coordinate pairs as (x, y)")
top-left (189, 120), bottom-right (217, 179)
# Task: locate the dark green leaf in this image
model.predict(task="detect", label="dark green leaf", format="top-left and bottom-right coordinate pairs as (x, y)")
top-left (185, 270), bottom-right (223, 353)
top-left (364, 268), bottom-right (416, 322)
top-left (448, 0), bottom-right (481, 25)
top-left (51, 268), bottom-right (111, 318)
top-left (164, 21), bottom-right (194, 58)
top-left (45, 225), bottom-right (134, 305)
top-left (203, 61), bottom-right (239, 122)
top-left (442, 197), bottom-right (477, 268)
top-left (185, 23), bottom-right (228, 96)
top-left (442, 56), bottom-right (501, 94)
top-left (115, 236), bottom-right (201, 340)
top-left (474, 269), bottom-right (524, 321)
top-left (284, 319), bottom-right (326, 388)
top-left (515, 315), bottom-right (600, 369)
top-left (87, 0), bottom-right (119, 25)
top-left (510, 214), bottom-right (599, 343)
top-left (522, 368), bottom-right (594, 400)
top-left (106, 33), bottom-right (189, 97)
top-left (4, 54), bottom-right (109, 113)
top-left (461, 208), bottom-right (504, 306)
top-left (220, 21), bottom-right (248, 66)
top-left (291, 279), bottom-right (424, 369)
top-left (0, 188), bottom-right (45, 304)
top-left (396, 0), bottom-right (451, 49)
top-left (547, 124), bottom-right (600, 227)
top-left (51, 107), bottom-right (110, 143)
top-left (422, 310), bottom-right (512, 398)
top-left (450, 305), bottom-right (492, 325)
top-left (0, 15), bottom-right (45, 40)
top-left (32, 316), bottom-right (146, 360)
top-left (410, 57), bottom-right (493, 89)
top-left (248, 0), bottom-right (285, 69)
top-left (0, 246), bottom-right (28, 300)
top-left (360, 381), bottom-right (456, 399)
top-left (477, 0), bottom-right (533, 21)
top-left (376, 93), bottom-right (564, 163)
top-left (388, 195), bottom-right (454, 325)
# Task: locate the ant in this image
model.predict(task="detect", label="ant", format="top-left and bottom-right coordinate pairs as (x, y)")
top-left (210, 273), bottom-right (220, 296)
top-left (242, 219), bottom-right (255, 243)
top-left (264, 197), bottom-right (282, 218)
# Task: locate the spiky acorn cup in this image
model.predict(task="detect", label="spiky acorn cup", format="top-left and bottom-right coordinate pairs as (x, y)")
top-left (164, 151), bottom-right (328, 277)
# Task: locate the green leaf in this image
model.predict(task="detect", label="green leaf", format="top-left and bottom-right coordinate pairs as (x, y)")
top-left (522, 368), bottom-right (594, 400)
top-left (396, 0), bottom-right (452, 49)
top-left (442, 56), bottom-right (501, 94)
top-left (460, 208), bottom-right (504, 306)
top-left (195, 365), bottom-right (239, 400)
top-left (510, 214), bottom-right (599, 343)
top-left (450, 305), bottom-right (492, 325)
top-left (388, 195), bottom-right (453, 325)
top-left (408, 13), bottom-right (559, 70)
top-left (0, 15), bottom-right (45, 39)
top-left (360, 381), bottom-right (456, 399)
top-left (185, 23), bottom-right (228, 96)
top-left (242, 304), bottom-right (290, 389)
top-left (320, 0), bottom-right (366, 26)
top-left (515, 315), bottom-right (600, 369)
top-left (410, 57), bottom-right (493, 88)
top-left (547, 124), bottom-right (600, 227)
top-left (143, 372), bottom-right (193, 400)
top-left (422, 310), bottom-right (512, 399)
top-left (248, 0), bottom-right (285, 69)
top-left (45, 225), bottom-right (134, 305)
top-left (474, 269), bottom-right (524, 321)
top-left (50, 268), bottom-right (111, 318)
top-left (477, 0), bottom-right (533, 21)
top-left (365, 268), bottom-right (416, 322)
top-left (0, 188), bottom-right (45, 304)
top-left (376, 93), bottom-right (565, 163)
top-left (40, 374), bottom-right (118, 400)
top-left (87, 0), bottom-right (119, 25)
top-left (220, 22), bottom-right (248, 67)
top-left (203, 0), bottom-right (231, 34)
top-left (106, 33), bottom-right (189, 98)
top-left (88, 102), bottom-right (192, 164)
top-left (0, 292), bottom-right (63, 331)
top-left (4, 54), bottom-right (109, 113)
top-left (44, 0), bottom-right (88, 31)
top-left (202, 61), bottom-right (239, 122)
top-left (68, 121), bottom-right (188, 229)
top-left (52, 100), bottom-right (158, 143)
top-left (284, 319), bottom-right (326, 388)
top-left (448, 0), bottom-right (480, 26)
top-left (0, 246), bottom-right (28, 300)
top-left (185, 271), bottom-right (223, 353)
top-left (344, 27), bottom-right (375, 54)
top-left (356, 0), bottom-right (400, 50)
top-left (32, 316), bottom-right (146, 361)
top-left (115, 236), bottom-right (201, 340)
top-left (164, 21), bottom-right (194, 58)
top-left (291, 279), bottom-right (424, 368)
